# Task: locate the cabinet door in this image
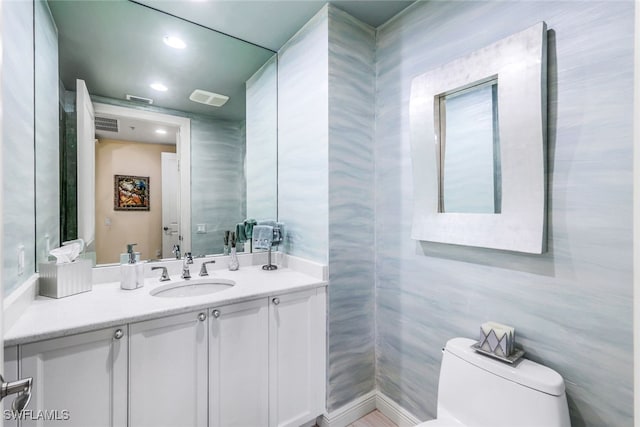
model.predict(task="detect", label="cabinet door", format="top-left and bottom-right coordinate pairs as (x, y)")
top-left (209, 298), bottom-right (268, 427)
top-left (129, 310), bottom-right (207, 427)
top-left (269, 288), bottom-right (326, 427)
top-left (20, 326), bottom-right (128, 427)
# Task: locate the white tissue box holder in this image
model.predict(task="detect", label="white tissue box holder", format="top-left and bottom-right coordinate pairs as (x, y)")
top-left (39, 259), bottom-right (92, 298)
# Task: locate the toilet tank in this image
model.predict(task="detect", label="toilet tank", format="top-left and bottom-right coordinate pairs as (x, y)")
top-left (437, 337), bottom-right (571, 427)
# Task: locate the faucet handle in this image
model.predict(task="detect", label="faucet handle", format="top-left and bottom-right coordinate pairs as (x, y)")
top-left (151, 266), bottom-right (170, 282)
top-left (199, 260), bottom-right (216, 276)
top-left (185, 252), bottom-right (193, 264)
top-left (172, 244), bottom-right (181, 259)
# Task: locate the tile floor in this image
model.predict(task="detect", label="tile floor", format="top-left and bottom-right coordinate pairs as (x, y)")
top-left (349, 410), bottom-right (397, 427)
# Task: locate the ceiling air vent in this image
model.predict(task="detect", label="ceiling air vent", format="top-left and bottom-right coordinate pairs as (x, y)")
top-left (126, 94), bottom-right (154, 105)
top-left (189, 89), bottom-right (229, 107)
top-left (94, 116), bottom-right (119, 133)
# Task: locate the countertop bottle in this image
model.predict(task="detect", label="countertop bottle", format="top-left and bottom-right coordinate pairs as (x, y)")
top-left (121, 243), bottom-right (143, 290)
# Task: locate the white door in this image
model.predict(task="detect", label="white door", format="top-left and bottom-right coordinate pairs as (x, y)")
top-left (161, 152), bottom-right (179, 258)
top-left (269, 288), bottom-right (326, 427)
top-left (129, 310), bottom-right (208, 427)
top-left (20, 326), bottom-right (128, 427)
top-left (76, 79), bottom-right (95, 247)
top-left (209, 299), bottom-right (268, 427)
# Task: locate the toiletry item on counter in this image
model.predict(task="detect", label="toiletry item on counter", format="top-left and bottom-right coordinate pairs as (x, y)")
top-left (39, 239), bottom-right (92, 298)
top-left (39, 259), bottom-right (92, 298)
top-left (119, 251), bottom-right (140, 264)
top-left (223, 231), bottom-right (230, 255)
top-left (120, 243), bottom-right (144, 290)
top-left (228, 231), bottom-right (239, 271)
top-left (48, 238), bottom-right (84, 264)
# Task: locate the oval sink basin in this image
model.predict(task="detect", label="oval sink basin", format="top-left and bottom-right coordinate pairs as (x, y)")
top-left (150, 278), bottom-right (235, 298)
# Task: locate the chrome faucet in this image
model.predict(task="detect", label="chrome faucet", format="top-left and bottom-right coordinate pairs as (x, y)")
top-left (199, 260), bottom-right (216, 276)
top-left (181, 252), bottom-right (193, 279)
top-left (151, 266), bottom-right (170, 282)
top-left (172, 244), bottom-right (181, 260)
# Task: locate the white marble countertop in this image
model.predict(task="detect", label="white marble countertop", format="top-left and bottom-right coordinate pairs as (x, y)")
top-left (5, 261), bottom-right (326, 347)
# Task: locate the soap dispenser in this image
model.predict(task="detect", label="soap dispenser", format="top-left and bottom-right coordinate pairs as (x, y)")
top-left (121, 243), bottom-right (144, 290)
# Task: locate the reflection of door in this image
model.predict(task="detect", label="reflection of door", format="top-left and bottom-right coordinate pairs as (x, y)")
top-left (161, 152), bottom-right (179, 258)
top-left (76, 79), bottom-right (96, 247)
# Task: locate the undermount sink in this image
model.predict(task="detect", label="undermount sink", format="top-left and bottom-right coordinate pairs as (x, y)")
top-left (150, 278), bottom-right (235, 298)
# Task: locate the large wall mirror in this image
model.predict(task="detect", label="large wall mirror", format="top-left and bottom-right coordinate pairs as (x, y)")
top-left (35, 0), bottom-right (278, 266)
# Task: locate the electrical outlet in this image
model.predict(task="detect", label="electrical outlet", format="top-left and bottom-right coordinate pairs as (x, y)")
top-left (197, 224), bottom-right (207, 234)
top-left (156, 249), bottom-right (161, 258)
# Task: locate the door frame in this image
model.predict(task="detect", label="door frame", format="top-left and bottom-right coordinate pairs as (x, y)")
top-left (92, 103), bottom-right (192, 253)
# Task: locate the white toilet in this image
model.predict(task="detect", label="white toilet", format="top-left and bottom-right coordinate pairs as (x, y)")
top-left (417, 337), bottom-right (571, 427)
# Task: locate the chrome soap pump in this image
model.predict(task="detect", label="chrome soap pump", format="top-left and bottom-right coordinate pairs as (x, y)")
top-left (120, 243), bottom-right (144, 290)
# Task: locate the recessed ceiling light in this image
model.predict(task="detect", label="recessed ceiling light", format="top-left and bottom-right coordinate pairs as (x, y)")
top-left (155, 129), bottom-right (167, 135)
top-left (150, 82), bottom-right (168, 92)
top-left (163, 35), bottom-right (186, 49)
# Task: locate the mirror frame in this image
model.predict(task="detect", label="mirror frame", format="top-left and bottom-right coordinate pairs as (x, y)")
top-left (409, 22), bottom-right (548, 253)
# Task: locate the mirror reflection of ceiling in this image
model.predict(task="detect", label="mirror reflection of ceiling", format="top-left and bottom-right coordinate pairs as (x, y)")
top-left (134, 0), bottom-right (416, 51)
top-left (94, 114), bottom-right (179, 145)
top-left (49, 0), bottom-right (275, 121)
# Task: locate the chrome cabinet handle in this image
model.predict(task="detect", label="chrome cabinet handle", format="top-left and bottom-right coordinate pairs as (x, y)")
top-left (114, 329), bottom-right (124, 340)
top-left (272, 297), bottom-right (280, 305)
top-left (212, 310), bottom-right (220, 318)
top-left (0, 375), bottom-right (33, 414)
top-left (198, 313), bottom-right (207, 322)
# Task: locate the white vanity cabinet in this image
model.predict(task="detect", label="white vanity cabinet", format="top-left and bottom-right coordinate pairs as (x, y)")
top-left (208, 298), bottom-right (269, 427)
top-left (6, 283), bottom-right (327, 427)
top-left (269, 288), bottom-right (326, 427)
top-left (19, 326), bottom-right (128, 427)
top-left (129, 310), bottom-right (208, 427)
top-left (4, 346), bottom-right (18, 427)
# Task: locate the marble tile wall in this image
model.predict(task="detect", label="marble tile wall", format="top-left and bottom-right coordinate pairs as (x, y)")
top-left (35, 0), bottom-right (61, 266)
top-left (374, 2), bottom-right (634, 425)
top-left (246, 55), bottom-right (278, 221)
top-left (327, 5), bottom-right (376, 412)
top-left (3, 0), bottom-right (36, 295)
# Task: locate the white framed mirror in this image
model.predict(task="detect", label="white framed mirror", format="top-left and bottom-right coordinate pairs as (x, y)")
top-left (409, 22), bottom-right (548, 254)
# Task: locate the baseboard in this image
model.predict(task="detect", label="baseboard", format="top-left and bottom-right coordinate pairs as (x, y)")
top-left (317, 390), bottom-right (377, 427)
top-left (375, 391), bottom-right (422, 427)
top-left (318, 390), bottom-right (422, 427)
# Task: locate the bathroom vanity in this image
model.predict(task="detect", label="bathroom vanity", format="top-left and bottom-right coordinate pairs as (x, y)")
top-left (3, 254), bottom-right (327, 427)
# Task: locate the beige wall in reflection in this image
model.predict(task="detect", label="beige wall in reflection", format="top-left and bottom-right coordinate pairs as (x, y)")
top-left (95, 139), bottom-right (175, 264)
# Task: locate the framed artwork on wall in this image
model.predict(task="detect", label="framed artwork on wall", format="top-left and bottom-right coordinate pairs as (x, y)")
top-left (114, 175), bottom-right (150, 211)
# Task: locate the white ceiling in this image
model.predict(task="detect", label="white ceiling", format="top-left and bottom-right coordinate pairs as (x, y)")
top-left (134, 0), bottom-right (415, 51)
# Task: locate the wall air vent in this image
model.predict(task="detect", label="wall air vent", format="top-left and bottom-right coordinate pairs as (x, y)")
top-left (94, 116), bottom-right (119, 133)
top-left (189, 89), bottom-right (229, 107)
top-left (126, 94), bottom-right (154, 105)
